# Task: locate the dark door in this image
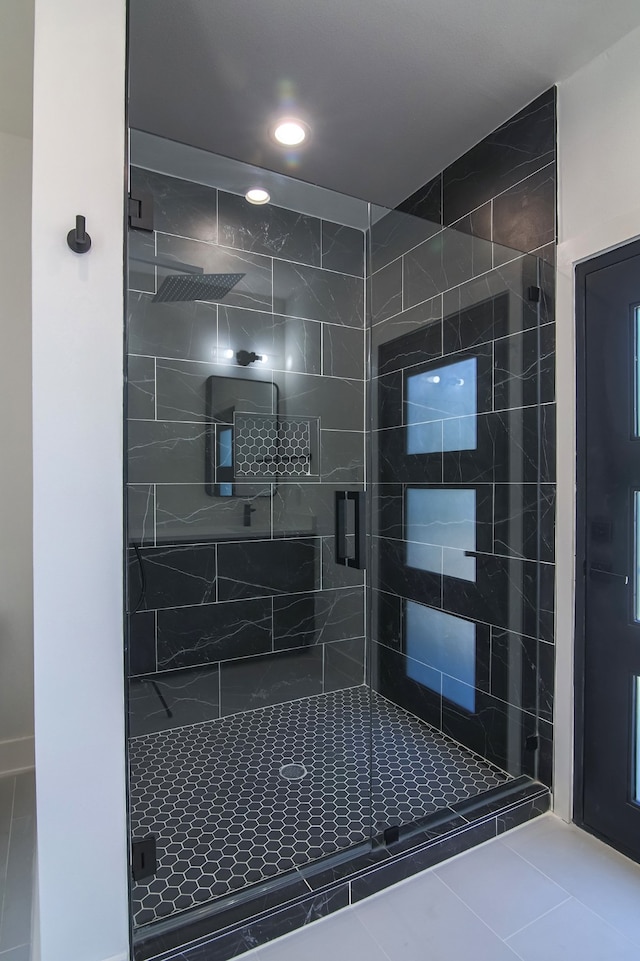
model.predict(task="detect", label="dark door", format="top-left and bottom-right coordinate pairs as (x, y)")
top-left (580, 239), bottom-right (640, 860)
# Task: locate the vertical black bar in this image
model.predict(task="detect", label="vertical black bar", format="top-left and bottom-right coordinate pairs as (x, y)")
top-left (335, 491), bottom-right (347, 565)
top-left (346, 491), bottom-right (366, 570)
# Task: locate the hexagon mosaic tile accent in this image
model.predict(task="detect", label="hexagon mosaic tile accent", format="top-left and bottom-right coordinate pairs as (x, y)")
top-left (129, 687), bottom-right (508, 926)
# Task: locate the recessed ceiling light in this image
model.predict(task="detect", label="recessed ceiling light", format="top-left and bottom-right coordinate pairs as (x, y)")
top-left (245, 188), bottom-right (270, 205)
top-left (273, 119), bottom-right (307, 146)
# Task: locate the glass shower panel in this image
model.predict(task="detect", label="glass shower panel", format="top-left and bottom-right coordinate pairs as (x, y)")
top-left (125, 136), bottom-right (371, 929)
top-left (369, 200), bottom-right (555, 831)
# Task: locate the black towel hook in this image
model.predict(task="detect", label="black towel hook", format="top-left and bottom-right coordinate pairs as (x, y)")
top-left (67, 215), bottom-right (92, 254)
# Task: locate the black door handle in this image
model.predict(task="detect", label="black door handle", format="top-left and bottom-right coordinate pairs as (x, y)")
top-left (335, 491), bottom-right (366, 570)
top-left (589, 566), bottom-right (629, 585)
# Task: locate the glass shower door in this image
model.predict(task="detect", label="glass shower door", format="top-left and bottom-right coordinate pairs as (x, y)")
top-left (125, 136), bottom-right (372, 928)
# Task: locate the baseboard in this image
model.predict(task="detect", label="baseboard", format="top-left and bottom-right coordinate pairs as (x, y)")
top-left (0, 735), bottom-right (35, 775)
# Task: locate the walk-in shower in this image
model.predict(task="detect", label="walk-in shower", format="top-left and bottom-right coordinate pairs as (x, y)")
top-left (125, 121), bottom-right (554, 957)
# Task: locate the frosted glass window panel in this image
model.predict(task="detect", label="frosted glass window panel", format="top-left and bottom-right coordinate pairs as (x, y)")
top-left (406, 488), bottom-right (476, 581)
top-left (406, 358), bottom-right (477, 454)
top-left (405, 602), bottom-right (476, 712)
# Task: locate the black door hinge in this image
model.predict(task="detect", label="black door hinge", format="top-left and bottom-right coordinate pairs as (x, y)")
top-left (527, 285), bottom-right (541, 303)
top-left (128, 190), bottom-right (154, 232)
top-left (132, 834), bottom-right (157, 882)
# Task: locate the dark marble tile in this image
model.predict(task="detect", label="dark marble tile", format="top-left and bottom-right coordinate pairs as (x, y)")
top-left (402, 232), bottom-right (444, 307)
top-left (372, 484), bottom-right (403, 540)
top-left (496, 791), bottom-right (550, 834)
top-left (127, 293), bottom-right (218, 363)
top-left (541, 401), bottom-right (556, 484)
top-left (377, 312), bottom-right (442, 376)
top-left (494, 323), bottom-right (555, 411)
top-left (322, 323), bottom-right (364, 379)
top-left (324, 637), bottom-right (365, 692)
top-left (371, 641), bottom-right (441, 730)
top-left (304, 847), bottom-right (389, 891)
top-left (218, 191), bottom-right (321, 266)
top-left (134, 879), bottom-right (315, 961)
top-left (376, 427), bottom-right (443, 484)
top-left (273, 588), bottom-right (364, 649)
top-left (127, 355), bottom-right (156, 420)
top-left (396, 173), bottom-right (442, 225)
top-left (375, 537), bottom-right (442, 609)
top-left (128, 666), bottom-right (220, 736)
top-left (351, 819), bottom-right (496, 901)
top-left (155, 358), bottom-right (275, 424)
top-left (384, 809), bottom-right (471, 856)
top-left (442, 88), bottom-right (556, 225)
top-left (372, 298), bottom-right (442, 369)
top-left (131, 167), bottom-right (217, 243)
top-left (275, 371), bottom-right (364, 431)
top-left (537, 718), bottom-right (553, 787)
top-left (128, 544), bottom-right (217, 612)
top-left (453, 202), bottom-right (492, 244)
top-left (157, 597), bottom-right (272, 669)
top-left (217, 537), bottom-right (320, 600)
top-left (441, 691), bottom-right (540, 778)
top-left (220, 648), bottom-right (324, 716)
top-left (322, 221), bottom-right (364, 277)
top-left (370, 206), bottom-right (439, 272)
top-left (491, 629), bottom-right (554, 720)
top-left (443, 288), bottom-right (503, 353)
top-left (128, 228), bottom-right (156, 294)
top-left (494, 483), bottom-right (555, 563)
top-left (273, 260), bottom-right (363, 326)
top-left (272, 483), bottom-right (360, 538)
top-left (320, 430), bottom-right (365, 484)
top-left (157, 234), bottom-right (273, 312)
top-left (156, 484), bottom-right (273, 544)
top-left (372, 590), bottom-right (402, 650)
top-left (539, 558), bottom-right (556, 646)
top-left (127, 420), bottom-right (207, 484)
top-left (218, 306), bottom-right (322, 376)
top-left (441, 413), bottom-right (501, 484)
top-left (128, 611), bottom-right (156, 676)
top-left (321, 536), bottom-right (365, 589)
top-left (127, 484), bottom-right (155, 547)
top-left (375, 371), bottom-right (402, 430)
top-left (168, 885), bottom-right (349, 961)
top-left (443, 217), bottom-right (492, 286)
top-left (493, 165), bottom-right (556, 262)
top-left (443, 553), bottom-right (550, 641)
top-left (372, 259), bottom-right (402, 323)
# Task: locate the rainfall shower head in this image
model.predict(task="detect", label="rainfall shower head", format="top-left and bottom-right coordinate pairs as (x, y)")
top-left (153, 272), bottom-right (245, 303)
top-left (129, 251), bottom-right (245, 303)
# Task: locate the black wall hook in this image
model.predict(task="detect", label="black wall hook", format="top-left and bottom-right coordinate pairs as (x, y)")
top-left (67, 215), bottom-right (92, 254)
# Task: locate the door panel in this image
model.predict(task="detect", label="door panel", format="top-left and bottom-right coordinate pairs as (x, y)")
top-left (581, 241), bottom-right (640, 858)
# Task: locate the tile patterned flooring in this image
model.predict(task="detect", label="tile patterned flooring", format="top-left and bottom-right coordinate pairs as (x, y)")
top-left (0, 770), bottom-right (36, 961)
top-left (238, 813), bottom-right (640, 961)
top-left (130, 687), bottom-right (508, 926)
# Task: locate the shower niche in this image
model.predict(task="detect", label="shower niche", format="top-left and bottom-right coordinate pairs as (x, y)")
top-left (125, 120), bottom-right (554, 960)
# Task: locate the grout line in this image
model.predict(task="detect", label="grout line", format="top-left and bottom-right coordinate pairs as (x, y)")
top-left (504, 896), bottom-right (573, 944)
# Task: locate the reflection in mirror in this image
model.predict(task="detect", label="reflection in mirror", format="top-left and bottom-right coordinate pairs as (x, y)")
top-left (406, 357), bottom-right (477, 454)
top-left (405, 602), bottom-right (476, 711)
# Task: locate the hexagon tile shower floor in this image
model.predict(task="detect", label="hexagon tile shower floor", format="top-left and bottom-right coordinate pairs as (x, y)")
top-left (129, 687), bottom-right (508, 925)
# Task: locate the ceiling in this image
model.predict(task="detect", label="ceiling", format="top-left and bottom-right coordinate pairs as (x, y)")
top-left (129, 0), bottom-right (640, 208)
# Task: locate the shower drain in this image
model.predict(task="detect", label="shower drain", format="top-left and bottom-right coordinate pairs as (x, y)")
top-left (279, 762), bottom-right (308, 782)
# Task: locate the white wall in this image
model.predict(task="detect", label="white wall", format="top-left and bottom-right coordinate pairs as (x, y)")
top-left (0, 1), bottom-right (34, 777)
top-left (554, 24), bottom-right (640, 821)
top-left (31, 2), bottom-right (129, 960)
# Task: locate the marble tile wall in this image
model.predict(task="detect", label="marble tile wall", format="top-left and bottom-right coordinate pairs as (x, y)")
top-left (369, 87), bottom-right (556, 786)
top-left (126, 168), bottom-right (366, 732)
